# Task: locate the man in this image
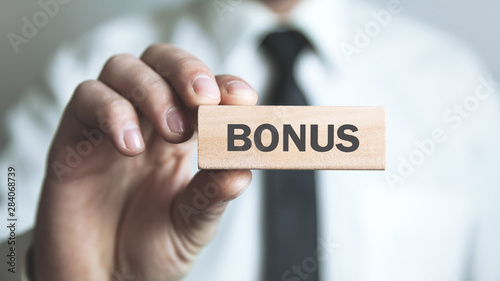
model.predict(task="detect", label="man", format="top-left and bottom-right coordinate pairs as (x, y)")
top-left (1, 0), bottom-right (500, 280)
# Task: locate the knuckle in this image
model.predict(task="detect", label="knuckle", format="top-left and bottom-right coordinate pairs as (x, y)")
top-left (137, 72), bottom-right (166, 92)
top-left (103, 53), bottom-right (136, 72)
top-left (174, 56), bottom-right (205, 74)
top-left (105, 98), bottom-right (133, 116)
top-left (96, 98), bottom-right (132, 122)
top-left (142, 43), bottom-right (172, 60)
top-left (95, 98), bottom-right (133, 132)
top-left (129, 74), bottom-right (169, 104)
top-left (73, 80), bottom-right (100, 101)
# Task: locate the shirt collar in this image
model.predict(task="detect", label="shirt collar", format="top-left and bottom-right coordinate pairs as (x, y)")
top-left (201, 0), bottom-right (348, 70)
top-left (288, 0), bottom-right (350, 69)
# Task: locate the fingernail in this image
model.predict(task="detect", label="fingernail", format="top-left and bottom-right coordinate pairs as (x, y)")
top-left (123, 126), bottom-right (144, 150)
top-left (226, 81), bottom-right (254, 95)
top-left (192, 75), bottom-right (220, 99)
top-left (166, 107), bottom-right (187, 134)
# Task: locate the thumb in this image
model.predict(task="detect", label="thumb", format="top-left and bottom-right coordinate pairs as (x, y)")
top-left (172, 170), bottom-right (252, 245)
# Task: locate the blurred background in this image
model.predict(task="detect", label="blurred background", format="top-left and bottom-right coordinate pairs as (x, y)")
top-left (1, 0), bottom-right (499, 119)
top-left (0, 0), bottom-right (499, 279)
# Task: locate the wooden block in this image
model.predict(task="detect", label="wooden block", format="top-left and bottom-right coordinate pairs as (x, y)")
top-left (198, 106), bottom-right (385, 170)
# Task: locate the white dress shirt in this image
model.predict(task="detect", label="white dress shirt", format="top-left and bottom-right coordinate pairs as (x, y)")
top-left (1, 0), bottom-right (500, 280)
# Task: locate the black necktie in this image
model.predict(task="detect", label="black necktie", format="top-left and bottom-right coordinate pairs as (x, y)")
top-left (261, 30), bottom-right (319, 281)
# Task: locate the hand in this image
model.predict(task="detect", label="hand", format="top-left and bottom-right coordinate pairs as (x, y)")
top-left (34, 44), bottom-right (258, 281)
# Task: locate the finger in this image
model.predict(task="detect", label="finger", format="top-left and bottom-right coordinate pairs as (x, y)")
top-left (67, 80), bottom-right (145, 156)
top-left (98, 54), bottom-right (193, 143)
top-left (215, 75), bottom-right (258, 105)
top-left (141, 44), bottom-right (221, 109)
top-left (172, 170), bottom-right (252, 244)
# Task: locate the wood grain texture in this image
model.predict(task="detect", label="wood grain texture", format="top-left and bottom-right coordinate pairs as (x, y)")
top-left (198, 106), bottom-right (385, 170)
